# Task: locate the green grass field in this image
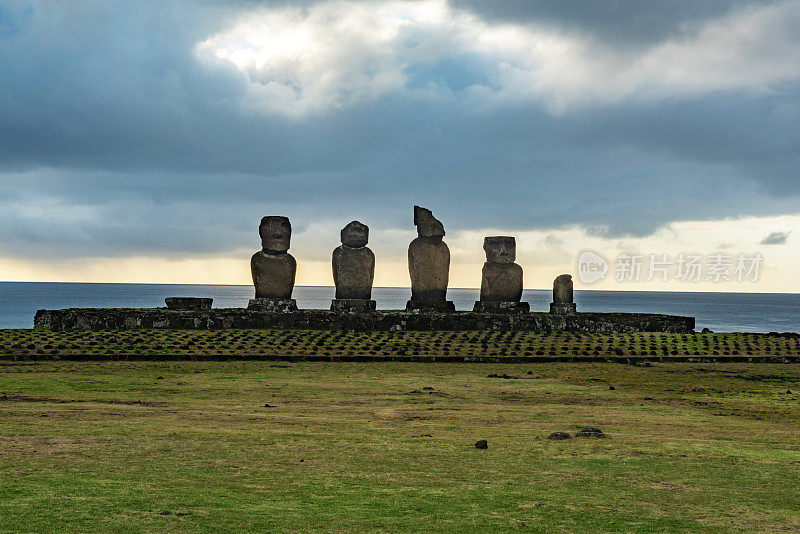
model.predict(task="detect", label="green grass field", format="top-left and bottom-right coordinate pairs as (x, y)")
top-left (2, 356), bottom-right (800, 532)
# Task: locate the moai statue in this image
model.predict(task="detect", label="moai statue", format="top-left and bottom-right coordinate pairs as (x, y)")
top-left (248, 216), bottom-right (298, 312)
top-left (473, 236), bottom-right (529, 313)
top-left (549, 274), bottom-right (577, 314)
top-left (331, 220), bottom-right (376, 312)
top-left (406, 206), bottom-right (455, 312)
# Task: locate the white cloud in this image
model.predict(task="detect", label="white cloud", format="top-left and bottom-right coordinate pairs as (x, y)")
top-left (611, 0), bottom-right (800, 100)
top-left (196, 0), bottom-right (455, 116)
top-left (196, 0), bottom-right (800, 116)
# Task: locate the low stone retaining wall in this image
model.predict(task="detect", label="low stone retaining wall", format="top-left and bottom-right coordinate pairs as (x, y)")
top-left (34, 308), bottom-right (695, 333)
top-left (10, 354), bottom-right (797, 363)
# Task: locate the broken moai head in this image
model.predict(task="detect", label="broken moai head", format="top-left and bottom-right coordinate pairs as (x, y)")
top-left (483, 236), bottom-right (516, 264)
top-left (413, 205), bottom-right (445, 238)
top-left (340, 220), bottom-right (369, 248)
top-left (553, 274), bottom-right (574, 303)
top-left (259, 216), bottom-right (292, 254)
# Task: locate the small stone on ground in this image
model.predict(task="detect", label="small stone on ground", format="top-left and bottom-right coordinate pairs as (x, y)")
top-left (576, 427), bottom-right (605, 438)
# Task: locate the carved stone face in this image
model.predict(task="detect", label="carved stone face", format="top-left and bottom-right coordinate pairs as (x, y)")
top-left (484, 236), bottom-right (516, 264)
top-left (259, 216), bottom-right (291, 254)
top-left (341, 220), bottom-right (369, 248)
top-left (414, 205), bottom-right (445, 238)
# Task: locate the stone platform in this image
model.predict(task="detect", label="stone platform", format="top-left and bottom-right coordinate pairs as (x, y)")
top-left (247, 298), bottom-right (297, 312)
top-left (34, 308), bottom-right (695, 333)
top-left (405, 300), bottom-right (456, 312)
top-left (473, 301), bottom-right (530, 313)
top-left (331, 299), bottom-right (376, 312)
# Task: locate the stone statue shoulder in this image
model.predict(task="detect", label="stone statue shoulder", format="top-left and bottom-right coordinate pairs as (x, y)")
top-left (253, 249), bottom-right (296, 262)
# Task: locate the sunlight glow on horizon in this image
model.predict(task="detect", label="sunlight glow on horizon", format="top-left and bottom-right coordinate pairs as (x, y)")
top-left (3, 213), bottom-right (797, 293)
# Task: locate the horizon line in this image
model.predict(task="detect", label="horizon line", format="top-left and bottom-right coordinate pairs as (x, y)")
top-left (0, 280), bottom-right (798, 296)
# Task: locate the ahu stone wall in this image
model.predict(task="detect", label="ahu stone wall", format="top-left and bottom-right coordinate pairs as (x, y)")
top-left (34, 308), bottom-right (695, 333)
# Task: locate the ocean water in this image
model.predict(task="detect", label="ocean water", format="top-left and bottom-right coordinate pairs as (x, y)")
top-left (0, 281), bottom-right (798, 333)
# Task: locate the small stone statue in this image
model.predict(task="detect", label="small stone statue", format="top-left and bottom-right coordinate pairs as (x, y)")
top-left (549, 274), bottom-right (577, 314)
top-left (406, 206), bottom-right (455, 312)
top-left (248, 216), bottom-right (298, 312)
top-left (473, 236), bottom-right (529, 313)
top-left (331, 220), bottom-right (376, 312)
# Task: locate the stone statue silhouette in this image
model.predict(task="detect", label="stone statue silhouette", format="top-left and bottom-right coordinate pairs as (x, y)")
top-left (248, 216), bottom-right (298, 311)
top-left (331, 220), bottom-right (376, 312)
top-left (406, 206), bottom-right (454, 312)
top-left (474, 236), bottom-right (529, 313)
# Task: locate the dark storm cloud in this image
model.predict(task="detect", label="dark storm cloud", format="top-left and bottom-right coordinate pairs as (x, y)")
top-left (450, 0), bottom-right (774, 46)
top-left (760, 231), bottom-right (791, 244)
top-left (0, 0), bottom-right (798, 260)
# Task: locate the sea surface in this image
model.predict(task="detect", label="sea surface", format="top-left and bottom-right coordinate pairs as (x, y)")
top-left (1, 282), bottom-right (798, 333)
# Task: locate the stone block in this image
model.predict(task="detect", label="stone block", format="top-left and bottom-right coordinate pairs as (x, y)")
top-left (405, 300), bottom-right (456, 313)
top-left (473, 301), bottom-right (530, 313)
top-left (331, 299), bottom-right (377, 312)
top-left (550, 302), bottom-right (577, 315)
top-left (247, 298), bottom-right (298, 312)
top-left (164, 297), bottom-right (212, 310)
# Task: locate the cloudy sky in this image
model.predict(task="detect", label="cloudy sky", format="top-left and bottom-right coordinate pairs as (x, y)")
top-left (1, 0), bottom-right (798, 291)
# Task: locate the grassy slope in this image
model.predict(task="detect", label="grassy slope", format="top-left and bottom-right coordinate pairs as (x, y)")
top-left (1, 360), bottom-right (799, 532)
top-left (2, 329), bottom-right (800, 359)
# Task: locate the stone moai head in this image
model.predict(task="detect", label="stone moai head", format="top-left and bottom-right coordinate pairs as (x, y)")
top-left (553, 274), bottom-right (574, 303)
top-left (484, 236), bottom-right (516, 264)
top-left (341, 220), bottom-right (369, 248)
top-left (414, 205), bottom-right (445, 238)
top-left (259, 216), bottom-right (292, 254)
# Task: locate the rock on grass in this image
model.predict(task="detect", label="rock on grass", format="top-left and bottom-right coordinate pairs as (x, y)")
top-left (576, 427), bottom-right (605, 438)
top-left (547, 431), bottom-right (573, 440)
top-left (475, 439), bottom-right (488, 449)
